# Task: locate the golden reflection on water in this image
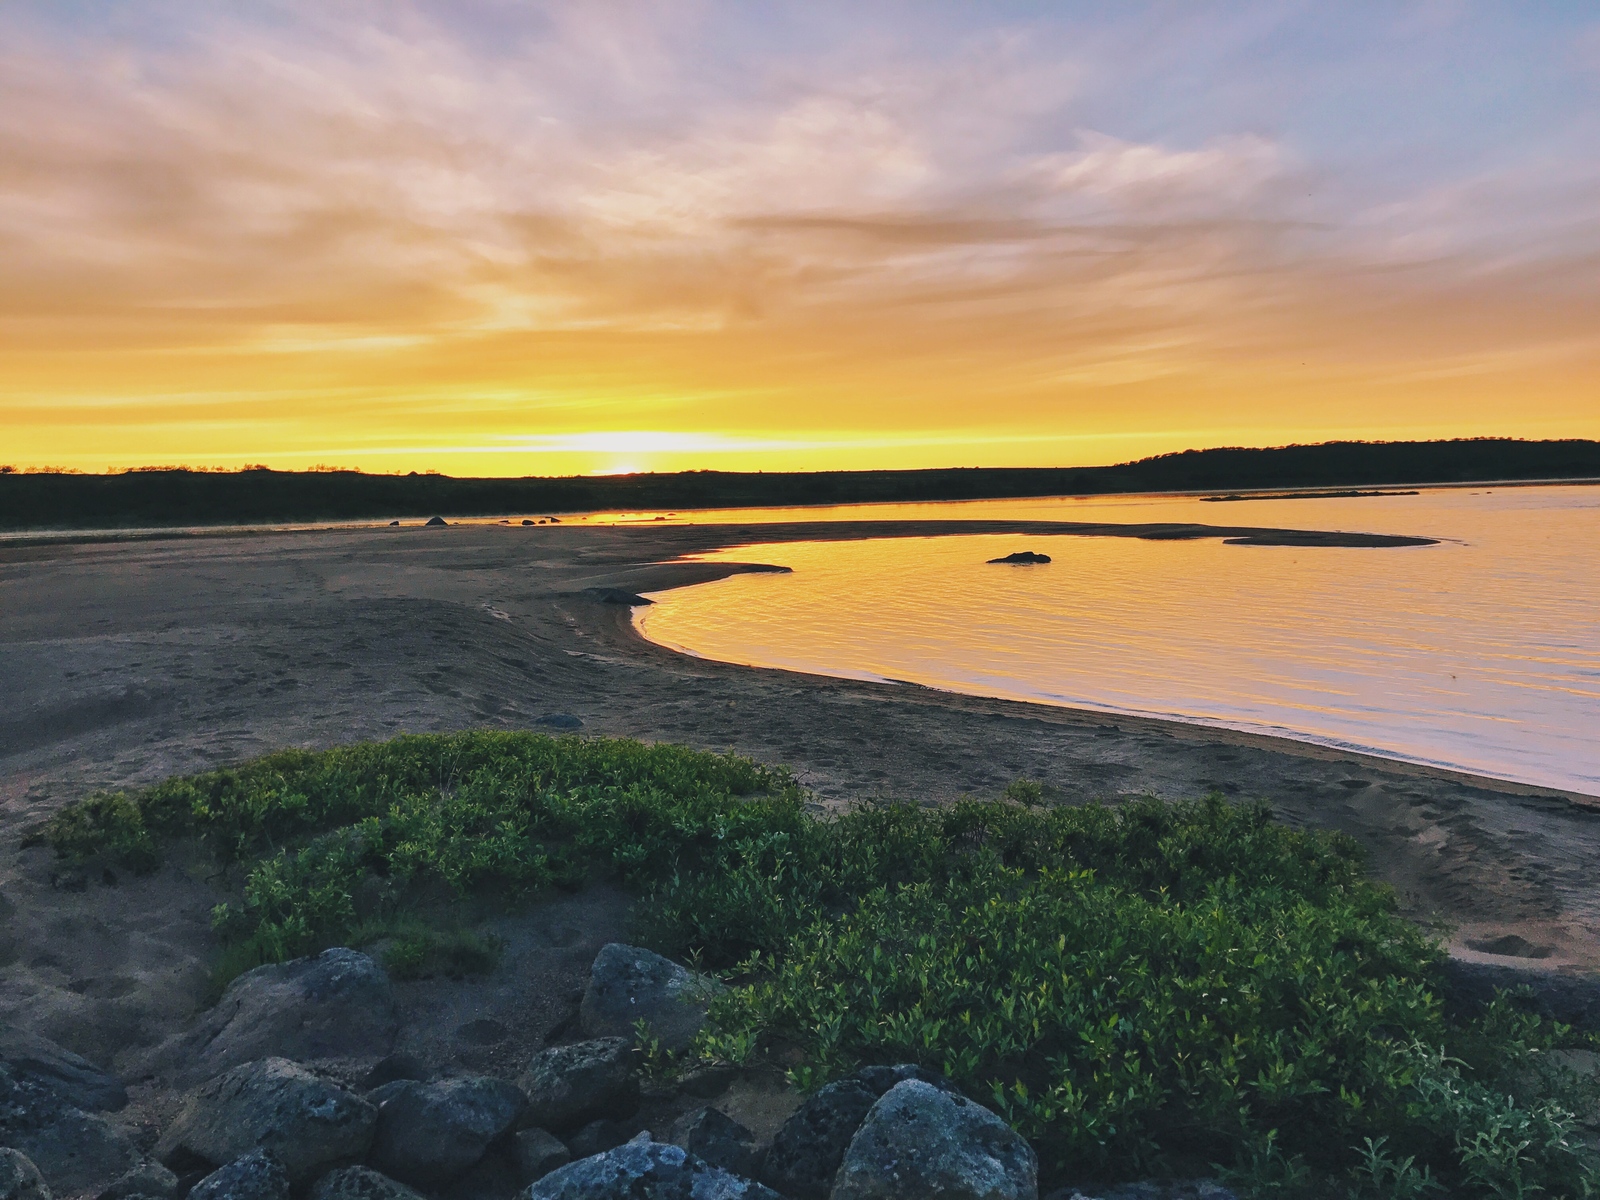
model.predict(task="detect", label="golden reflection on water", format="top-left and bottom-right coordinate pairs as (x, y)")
top-left (634, 485), bottom-right (1600, 796)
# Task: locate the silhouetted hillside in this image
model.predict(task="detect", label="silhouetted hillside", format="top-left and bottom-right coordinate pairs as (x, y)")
top-left (3, 438), bottom-right (1597, 531)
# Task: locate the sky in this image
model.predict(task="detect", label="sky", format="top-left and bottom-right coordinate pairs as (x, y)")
top-left (3, 1), bottom-right (1599, 476)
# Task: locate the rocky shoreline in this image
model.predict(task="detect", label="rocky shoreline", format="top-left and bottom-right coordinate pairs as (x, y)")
top-left (1, 944), bottom-right (1230, 1200)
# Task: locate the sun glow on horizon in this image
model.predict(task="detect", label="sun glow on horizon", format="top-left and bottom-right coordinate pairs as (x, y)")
top-left (3, 3), bottom-right (1599, 473)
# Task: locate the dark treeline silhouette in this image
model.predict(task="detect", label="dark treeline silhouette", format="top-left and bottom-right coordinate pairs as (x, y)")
top-left (3, 438), bottom-right (1598, 531)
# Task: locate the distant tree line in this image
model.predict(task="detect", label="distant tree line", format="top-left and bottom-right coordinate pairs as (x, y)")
top-left (2, 438), bottom-right (1597, 531)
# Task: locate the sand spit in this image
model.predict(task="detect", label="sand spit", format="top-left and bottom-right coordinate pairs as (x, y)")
top-left (1, 517), bottom-right (1594, 1069)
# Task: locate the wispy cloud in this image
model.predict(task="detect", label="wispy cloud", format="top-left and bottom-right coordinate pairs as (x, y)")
top-left (2, 1), bottom-right (1598, 471)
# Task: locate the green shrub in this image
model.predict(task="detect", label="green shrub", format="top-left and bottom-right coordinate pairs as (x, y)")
top-left (41, 733), bottom-right (1598, 1198)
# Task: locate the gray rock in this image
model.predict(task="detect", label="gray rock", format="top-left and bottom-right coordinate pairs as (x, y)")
top-left (0, 1029), bottom-right (128, 1112)
top-left (669, 1107), bottom-right (761, 1178)
top-left (98, 1161), bottom-right (179, 1200)
top-left (565, 1118), bottom-right (630, 1159)
top-left (368, 1076), bottom-right (526, 1186)
top-left (149, 949), bottom-right (397, 1085)
top-left (155, 1057), bottom-right (376, 1186)
top-left (517, 1039), bottom-right (639, 1134)
top-left (0, 1064), bottom-right (137, 1195)
top-left (360, 1054), bottom-right (428, 1093)
top-left (424, 517), bottom-right (448, 528)
top-left (831, 1079), bottom-right (1037, 1200)
top-left (0, 1149), bottom-right (50, 1200)
top-left (524, 1133), bottom-right (780, 1199)
top-left (186, 1151), bottom-right (290, 1200)
top-left (511, 1129), bottom-right (570, 1185)
top-left (308, 1167), bottom-right (426, 1200)
top-left (987, 551), bottom-right (1051, 565)
top-left (581, 944), bottom-right (724, 1052)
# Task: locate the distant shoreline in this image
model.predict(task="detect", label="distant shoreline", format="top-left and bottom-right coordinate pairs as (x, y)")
top-left (4, 438), bottom-right (1599, 531)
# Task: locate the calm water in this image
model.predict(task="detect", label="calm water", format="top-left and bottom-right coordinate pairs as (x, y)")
top-left (634, 485), bottom-right (1600, 797)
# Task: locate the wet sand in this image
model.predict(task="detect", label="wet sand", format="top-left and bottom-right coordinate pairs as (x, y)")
top-left (3, 518), bottom-right (1598, 1068)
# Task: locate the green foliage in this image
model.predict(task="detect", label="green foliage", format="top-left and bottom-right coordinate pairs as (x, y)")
top-left (43, 733), bottom-right (1599, 1198)
top-left (383, 928), bottom-right (502, 981)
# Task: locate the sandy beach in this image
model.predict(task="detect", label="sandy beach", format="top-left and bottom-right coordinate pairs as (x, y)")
top-left (4, 518), bottom-right (1599, 1070)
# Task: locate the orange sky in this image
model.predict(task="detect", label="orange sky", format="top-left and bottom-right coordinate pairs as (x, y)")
top-left (4, 4), bottom-right (1599, 477)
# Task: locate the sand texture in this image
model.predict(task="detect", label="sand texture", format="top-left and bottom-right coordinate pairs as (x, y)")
top-left (3, 519), bottom-right (1598, 1074)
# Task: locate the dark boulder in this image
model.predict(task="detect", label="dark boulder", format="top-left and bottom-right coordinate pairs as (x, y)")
top-left (360, 1054), bottom-right (428, 1093)
top-left (987, 551), bottom-right (1051, 565)
top-left (148, 948), bottom-right (397, 1085)
top-left (0, 1029), bottom-right (128, 1112)
top-left (0, 1064), bottom-right (136, 1195)
top-left (0, 1150), bottom-right (50, 1200)
top-left (565, 1118), bottom-right (630, 1159)
top-left (581, 944), bottom-right (724, 1052)
top-left (669, 1107), bottom-right (761, 1178)
top-left (510, 1130), bottom-right (570, 1185)
top-left (762, 1066), bottom-right (953, 1200)
top-left (831, 1079), bottom-right (1037, 1200)
top-left (308, 1167), bottom-right (426, 1200)
top-left (516, 1039), bottom-right (639, 1135)
top-left (1440, 959), bottom-right (1600, 1028)
top-left (368, 1076), bottom-right (526, 1186)
top-left (523, 1134), bottom-right (780, 1199)
top-left (425, 517), bottom-right (448, 527)
top-left (98, 1161), bottom-right (179, 1200)
top-left (155, 1058), bottom-right (376, 1187)
top-left (186, 1151), bottom-right (290, 1200)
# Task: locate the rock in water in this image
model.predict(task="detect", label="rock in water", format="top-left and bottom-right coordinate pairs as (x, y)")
top-left (186, 1151), bottom-right (290, 1200)
top-left (156, 1058), bottom-right (376, 1187)
top-left (524, 1133), bottom-right (780, 1199)
top-left (763, 1066), bottom-right (950, 1200)
top-left (669, 1107), bottom-right (761, 1179)
top-left (424, 517), bottom-right (448, 527)
top-left (0, 1149), bottom-right (51, 1200)
top-left (510, 1130), bottom-right (570, 1185)
top-left (309, 1167), bottom-right (427, 1200)
top-left (830, 1079), bottom-right (1037, 1200)
top-left (0, 1029), bottom-right (128, 1112)
top-left (149, 949), bottom-right (397, 1085)
top-left (368, 1076), bottom-right (526, 1186)
top-left (0, 1065), bottom-right (136, 1195)
top-left (986, 551), bottom-right (1051, 565)
top-left (586, 587), bottom-right (652, 606)
top-left (581, 944), bottom-right (724, 1052)
top-left (516, 1039), bottom-right (639, 1134)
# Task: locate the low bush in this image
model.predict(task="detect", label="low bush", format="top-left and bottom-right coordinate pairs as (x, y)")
top-left (42, 732), bottom-right (1598, 1197)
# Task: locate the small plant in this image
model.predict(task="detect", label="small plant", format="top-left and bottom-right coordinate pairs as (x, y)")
top-left (1004, 778), bottom-right (1045, 806)
top-left (383, 929), bottom-right (502, 981)
top-left (1351, 1136), bottom-right (1441, 1199)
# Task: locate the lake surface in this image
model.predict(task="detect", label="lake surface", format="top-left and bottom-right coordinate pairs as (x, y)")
top-left (634, 485), bottom-right (1600, 797)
